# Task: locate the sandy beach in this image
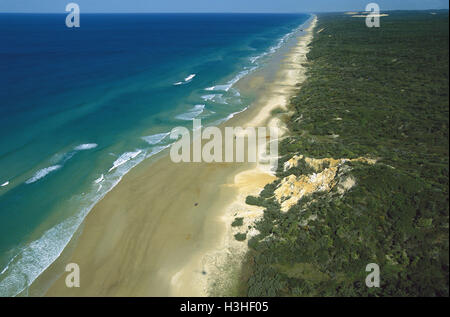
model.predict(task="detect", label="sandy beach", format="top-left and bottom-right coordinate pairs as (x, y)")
top-left (37, 16), bottom-right (317, 297)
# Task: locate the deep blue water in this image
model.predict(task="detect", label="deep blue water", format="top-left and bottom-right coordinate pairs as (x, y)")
top-left (0, 13), bottom-right (309, 296)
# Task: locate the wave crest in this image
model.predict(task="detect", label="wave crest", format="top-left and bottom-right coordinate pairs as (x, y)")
top-left (25, 165), bottom-right (62, 184)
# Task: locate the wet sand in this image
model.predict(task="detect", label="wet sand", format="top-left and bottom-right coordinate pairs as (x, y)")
top-left (41, 16), bottom-right (317, 297)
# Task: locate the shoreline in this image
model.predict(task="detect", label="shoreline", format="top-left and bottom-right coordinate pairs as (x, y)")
top-left (169, 17), bottom-right (317, 296)
top-left (35, 16), bottom-right (316, 297)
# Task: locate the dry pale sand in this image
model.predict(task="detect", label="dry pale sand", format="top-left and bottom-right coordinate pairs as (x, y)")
top-left (41, 16), bottom-right (317, 297)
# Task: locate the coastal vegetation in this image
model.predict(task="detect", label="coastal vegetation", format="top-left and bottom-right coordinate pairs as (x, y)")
top-left (237, 11), bottom-right (449, 296)
top-left (232, 217), bottom-right (244, 227)
top-left (234, 233), bottom-right (247, 242)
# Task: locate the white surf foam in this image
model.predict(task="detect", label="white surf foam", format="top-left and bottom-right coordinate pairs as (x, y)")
top-left (29, 143), bottom-right (98, 185)
top-left (74, 143), bottom-right (98, 151)
top-left (175, 104), bottom-right (206, 121)
top-left (204, 67), bottom-right (257, 94)
top-left (226, 106), bottom-right (249, 121)
top-left (49, 143), bottom-right (97, 166)
top-left (205, 84), bottom-right (232, 92)
top-left (50, 151), bottom-right (75, 165)
top-left (185, 74), bottom-right (196, 82)
top-left (201, 94), bottom-right (216, 101)
top-left (0, 212), bottom-right (82, 296)
top-left (25, 165), bottom-right (62, 184)
top-left (231, 88), bottom-right (241, 97)
top-left (173, 74), bottom-right (197, 86)
top-left (141, 132), bottom-right (170, 145)
top-left (0, 254), bottom-right (18, 276)
top-left (210, 106), bottom-right (249, 126)
top-left (0, 146), bottom-right (155, 297)
top-left (145, 144), bottom-right (171, 159)
top-left (250, 25), bottom-right (301, 66)
top-left (214, 95), bottom-right (229, 105)
top-left (108, 150), bottom-right (143, 173)
top-left (94, 174), bottom-right (104, 184)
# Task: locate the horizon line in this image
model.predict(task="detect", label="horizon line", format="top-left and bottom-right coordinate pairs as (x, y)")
top-left (0, 8), bottom-right (448, 14)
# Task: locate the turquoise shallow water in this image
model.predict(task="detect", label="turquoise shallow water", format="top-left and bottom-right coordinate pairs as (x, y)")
top-left (0, 13), bottom-right (310, 296)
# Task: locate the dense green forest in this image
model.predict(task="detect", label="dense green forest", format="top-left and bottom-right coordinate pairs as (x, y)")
top-left (237, 11), bottom-right (449, 296)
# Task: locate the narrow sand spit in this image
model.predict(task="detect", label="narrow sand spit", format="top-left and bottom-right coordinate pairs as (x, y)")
top-left (39, 16), bottom-right (317, 297)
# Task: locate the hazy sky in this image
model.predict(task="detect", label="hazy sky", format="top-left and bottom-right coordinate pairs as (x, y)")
top-left (0, 0), bottom-right (448, 13)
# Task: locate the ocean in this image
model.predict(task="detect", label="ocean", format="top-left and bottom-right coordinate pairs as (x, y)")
top-left (0, 13), bottom-right (310, 296)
